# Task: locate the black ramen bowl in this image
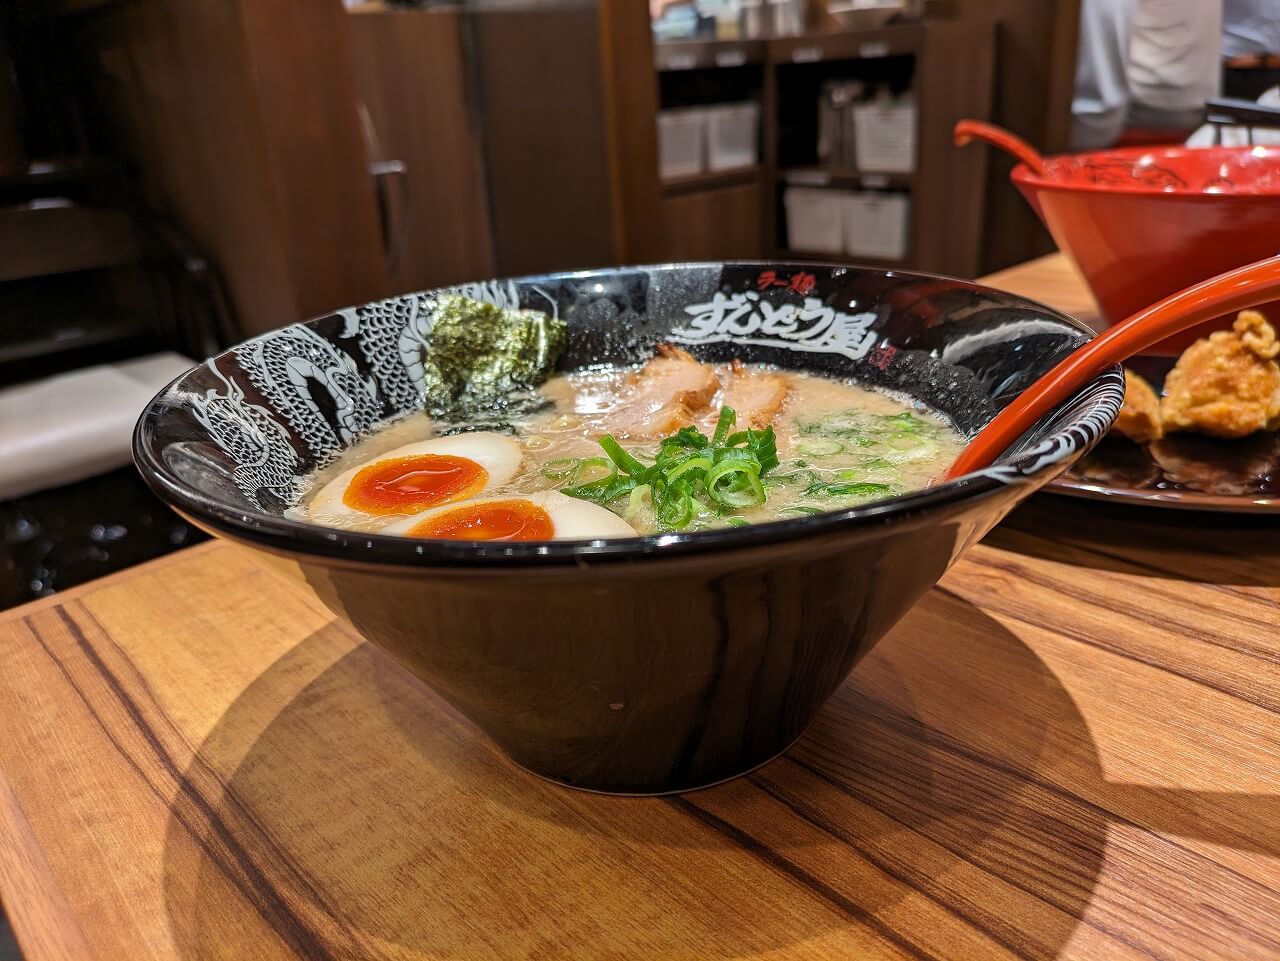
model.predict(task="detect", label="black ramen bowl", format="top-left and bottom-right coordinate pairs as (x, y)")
top-left (134, 263), bottom-right (1122, 794)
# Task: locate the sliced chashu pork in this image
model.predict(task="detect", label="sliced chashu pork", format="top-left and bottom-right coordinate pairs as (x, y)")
top-left (717, 359), bottom-right (790, 429)
top-left (611, 344), bottom-right (720, 438)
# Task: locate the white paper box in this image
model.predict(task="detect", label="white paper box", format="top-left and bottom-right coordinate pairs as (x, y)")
top-left (845, 191), bottom-right (911, 261)
top-left (852, 97), bottom-right (916, 173)
top-left (705, 102), bottom-right (759, 171)
top-left (658, 109), bottom-right (706, 179)
top-left (784, 186), bottom-right (847, 253)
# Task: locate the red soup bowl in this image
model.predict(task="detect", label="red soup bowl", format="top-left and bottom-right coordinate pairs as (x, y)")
top-left (1010, 144), bottom-right (1280, 354)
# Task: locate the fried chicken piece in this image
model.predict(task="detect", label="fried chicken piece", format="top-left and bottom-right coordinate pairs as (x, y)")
top-left (612, 343), bottom-right (719, 438)
top-left (718, 359), bottom-right (791, 429)
top-left (1161, 310), bottom-right (1280, 439)
top-left (1112, 369), bottom-right (1163, 444)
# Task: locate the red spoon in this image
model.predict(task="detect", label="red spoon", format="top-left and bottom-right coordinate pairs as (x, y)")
top-left (946, 253), bottom-right (1280, 479)
top-left (954, 119), bottom-right (1048, 176)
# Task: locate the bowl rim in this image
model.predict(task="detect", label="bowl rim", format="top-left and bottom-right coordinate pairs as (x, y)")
top-left (133, 261), bottom-right (1124, 569)
top-left (1011, 144), bottom-right (1280, 199)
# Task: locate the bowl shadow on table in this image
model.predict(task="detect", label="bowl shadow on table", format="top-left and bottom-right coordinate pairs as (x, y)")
top-left (157, 593), bottom-right (1100, 961)
top-left (991, 493), bottom-right (1280, 588)
top-left (159, 590), bottom-right (1280, 960)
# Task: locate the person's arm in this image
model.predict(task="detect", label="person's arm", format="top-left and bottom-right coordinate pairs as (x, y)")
top-left (1071, 0), bottom-right (1137, 149)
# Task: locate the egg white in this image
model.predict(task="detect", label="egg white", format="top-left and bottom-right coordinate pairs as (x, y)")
top-left (308, 432), bottom-right (523, 526)
top-left (383, 490), bottom-right (638, 541)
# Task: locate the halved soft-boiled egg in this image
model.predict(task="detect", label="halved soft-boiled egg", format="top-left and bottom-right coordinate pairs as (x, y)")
top-left (383, 490), bottom-right (637, 542)
top-left (309, 432), bottom-right (523, 525)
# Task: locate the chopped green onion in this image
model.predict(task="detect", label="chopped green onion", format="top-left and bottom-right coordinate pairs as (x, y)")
top-left (666, 452), bottom-right (714, 483)
top-left (571, 456), bottom-right (615, 486)
top-left (797, 438), bottom-right (843, 457)
top-left (625, 484), bottom-right (654, 523)
top-left (657, 479), bottom-right (695, 529)
top-left (885, 435), bottom-right (940, 463)
top-left (599, 435), bottom-right (648, 476)
top-left (784, 469), bottom-right (821, 487)
top-left (560, 406), bottom-right (777, 530)
top-left (706, 460), bottom-right (765, 508)
top-left (562, 476), bottom-right (628, 503)
top-left (711, 406), bottom-right (737, 446)
top-left (663, 426), bottom-right (708, 452)
top-left (804, 481), bottom-right (893, 498)
top-left (882, 412), bottom-right (926, 433)
top-left (540, 457), bottom-right (580, 480)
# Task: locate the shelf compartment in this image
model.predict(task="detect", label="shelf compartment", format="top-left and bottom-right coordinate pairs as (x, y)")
top-left (0, 157), bottom-right (123, 190)
top-left (662, 165), bottom-right (762, 196)
top-left (780, 166), bottom-right (912, 190)
top-left (0, 311), bottom-right (154, 368)
top-left (0, 202), bottom-right (141, 283)
top-left (768, 24), bottom-right (924, 66)
top-left (655, 39), bottom-right (766, 72)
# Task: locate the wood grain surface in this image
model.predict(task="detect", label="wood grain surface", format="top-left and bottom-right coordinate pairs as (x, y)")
top-left (348, 10), bottom-right (496, 293)
top-left (2, 256), bottom-right (1279, 960)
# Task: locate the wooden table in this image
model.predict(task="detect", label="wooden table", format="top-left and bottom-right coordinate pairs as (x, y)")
top-left (3, 254), bottom-right (1279, 961)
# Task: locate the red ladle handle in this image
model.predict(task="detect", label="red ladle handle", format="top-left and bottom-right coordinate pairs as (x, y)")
top-left (945, 254), bottom-right (1280, 480)
top-left (954, 119), bottom-right (1048, 176)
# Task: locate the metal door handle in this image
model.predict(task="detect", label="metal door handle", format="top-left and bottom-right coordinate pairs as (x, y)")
top-left (370, 158), bottom-right (410, 275)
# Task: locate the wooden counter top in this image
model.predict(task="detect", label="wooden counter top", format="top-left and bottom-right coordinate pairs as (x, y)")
top-left (2, 254), bottom-right (1278, 960)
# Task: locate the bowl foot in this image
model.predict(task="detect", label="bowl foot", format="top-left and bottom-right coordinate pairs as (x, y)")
top-left (498, 727), bottom-right (814, 797)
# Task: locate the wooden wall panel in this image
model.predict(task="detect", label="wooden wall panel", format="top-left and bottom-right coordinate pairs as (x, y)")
top-left (239, 1), bottom-right (387, 318)
top-left (73, 0), bottom-right (386, 336)
top-left (913, 19), bottom-right (995, 278)
top-left (949, 0), bottom-right (1082, 274)
top-left (662, 182), bottom-right (765, 262)
top-left (470, 4), bottom-right (617, 277)
top-left (77, 0), bottom-right (298, 336)
top-left (348, 9), bottom-right (494, 293)
top-left (598, 0), bottom-right (666, 264)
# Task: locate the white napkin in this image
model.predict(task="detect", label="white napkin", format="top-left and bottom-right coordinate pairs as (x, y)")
top-left (1185, 86), bottom-right (1280, 146)
top-left (0, 352), bottom-right (195, 501)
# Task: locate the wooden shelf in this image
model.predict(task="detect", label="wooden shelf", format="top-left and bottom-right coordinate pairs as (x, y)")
top-left (49, 0), bottom-right (129, 16)
top-left (656, 24), bottom-right (923, 72)
top-left (0, 157), bottom-right (123, 189)
top-left (662, 165), bottom-right (761, 196)
top-left (651, 18), bottom-right (994, 277)
top-left (779, 166), bottom-right (912, 190)
top-left (0, 202), bottom-right (141, 283)
top-left (0, 311), bottom-right (152, 367)
top-left (768, 24), bottom-right (924, 66)
top-left (655, 38), bottom-right (766, 72)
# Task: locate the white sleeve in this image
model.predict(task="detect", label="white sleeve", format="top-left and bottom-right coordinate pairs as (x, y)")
top-left (1071, 0), bottom-right (1137, 149)
top-left (1128, 0), bottom-right (1223, 114)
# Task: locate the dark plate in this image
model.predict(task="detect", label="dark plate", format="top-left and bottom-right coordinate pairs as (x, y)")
top-left (1048, 436), bottom-right (1280, 512)
top-left (1046, 357), bottom-right (1280, 513)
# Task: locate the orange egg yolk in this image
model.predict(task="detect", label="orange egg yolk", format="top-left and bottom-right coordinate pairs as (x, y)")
top-left (343, 454), bottom-right (488, 515)
top-left (407, 499), bottom-right (555, 541)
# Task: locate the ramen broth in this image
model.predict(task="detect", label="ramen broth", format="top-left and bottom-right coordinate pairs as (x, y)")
top-left (293, 364), bottom-right (966, 537)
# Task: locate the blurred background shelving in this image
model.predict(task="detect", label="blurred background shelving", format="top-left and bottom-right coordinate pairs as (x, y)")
top-left (0, 0), bottom-right (1081, 350)
top-left (647, 14), bottom-right (1039, 278)
top-left (0, 0), bottom-right (1085, 858)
